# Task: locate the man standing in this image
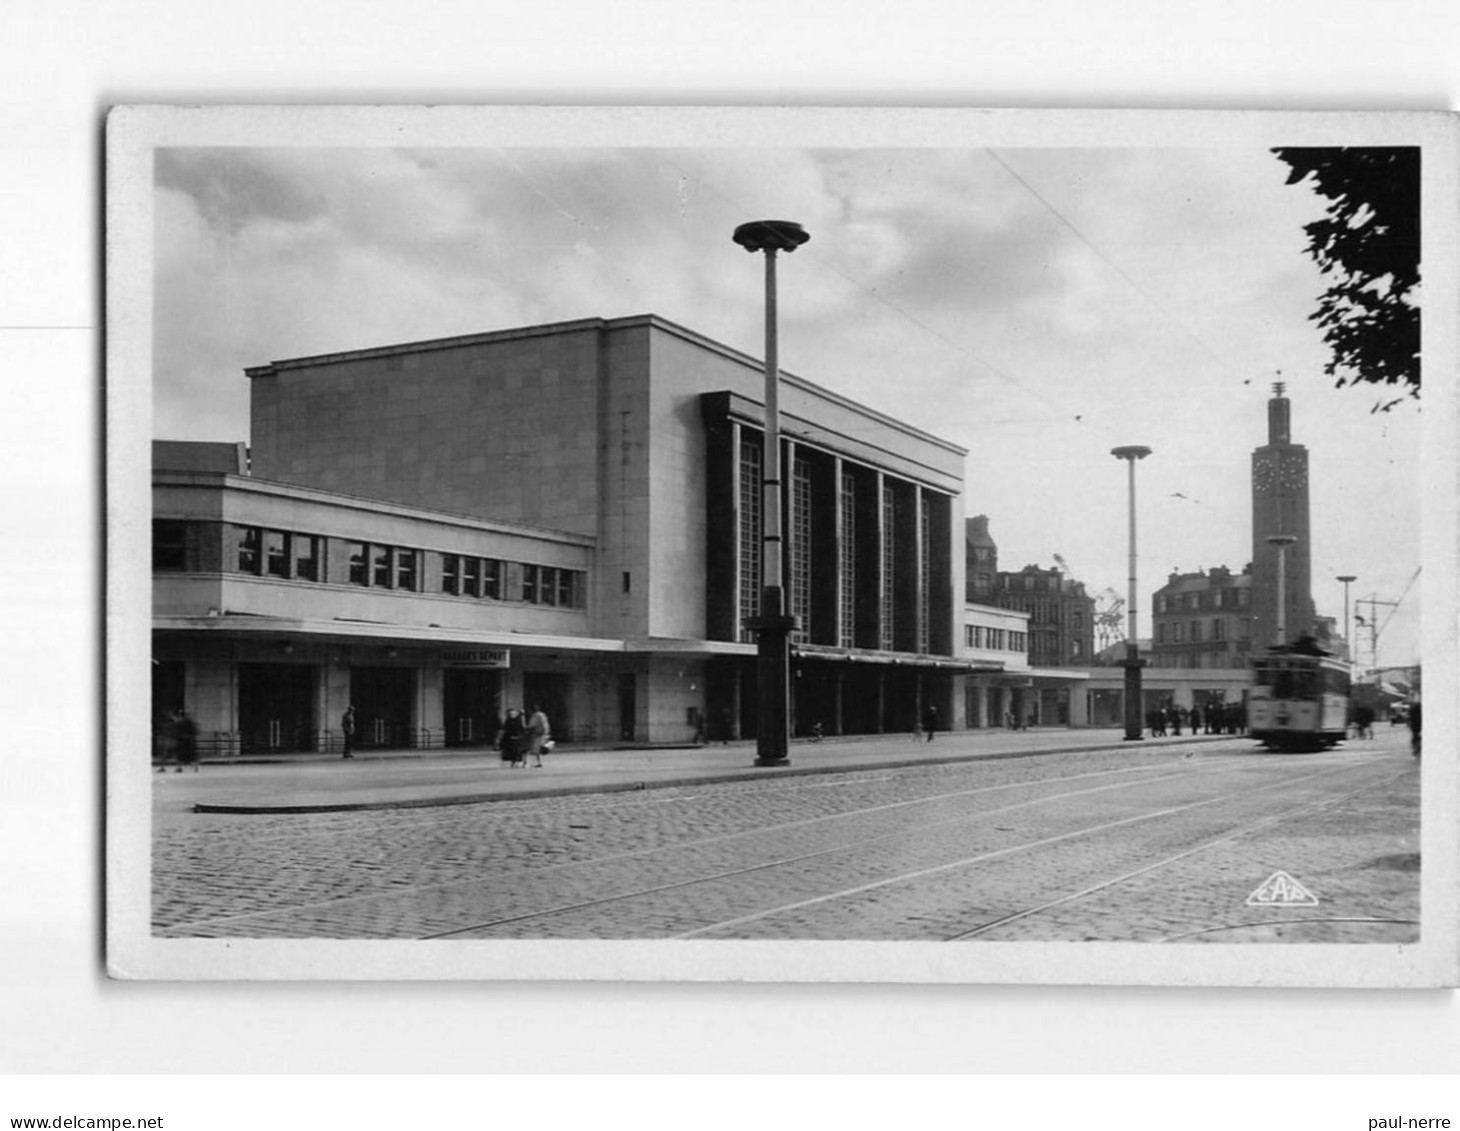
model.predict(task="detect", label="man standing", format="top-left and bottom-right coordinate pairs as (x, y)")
top-left (922, 703), bottom-right (939, 742)
top-left (341, 704), bottom-right (356, 759)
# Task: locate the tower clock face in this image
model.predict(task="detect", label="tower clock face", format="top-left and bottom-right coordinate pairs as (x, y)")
top-left (1253, 454), bottom-right (1277, 493)
top-left (1254, 453), bottom-right (1306, 494)
top-left (1278, 460), bottom-right (1307, 490)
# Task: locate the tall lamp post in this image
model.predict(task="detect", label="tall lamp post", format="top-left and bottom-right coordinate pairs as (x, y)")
top-left (1336, 574), bottom-right (1357, 662)
top-left (733, 220), bottom-right (809, 767)
top-left (1267, 534), bottom-right (1297, 646)
top-left (1111, 445), bottom-right (1152, 741)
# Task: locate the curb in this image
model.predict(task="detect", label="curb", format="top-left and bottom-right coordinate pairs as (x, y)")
top-left (192, 734), bottom-right (1239, 815)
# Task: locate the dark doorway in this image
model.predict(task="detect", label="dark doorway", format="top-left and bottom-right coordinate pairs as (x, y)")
top-left (443, 668), bottom-right (501, 747)
top-left (152, 660), bottom-right (185, 721)
top-left (524, 671), bottom-right (573, 743)
top-left (238, 663), bottom-right (316, 753)
top-left (350, 666), bottom-right (414, 749)
top-left (617, 672), bottom-right (636, 742)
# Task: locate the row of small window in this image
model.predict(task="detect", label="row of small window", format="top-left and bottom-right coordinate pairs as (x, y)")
top-left (154, 521), bottom-right (584, 608)
top-left (1156, 618), bottom-right (1251, 644)
top-left (441, 554), bottom-right (581, 608)
top-left (1157, 588), bottom-right (1250, 613)
top-left (965, 625), bottom-right (1027, 652)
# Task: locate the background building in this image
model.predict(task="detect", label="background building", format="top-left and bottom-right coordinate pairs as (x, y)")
top-left (1149, 564), bottom-right (1255, 670)
top-left (964, 515), bottom-right (1096, 668)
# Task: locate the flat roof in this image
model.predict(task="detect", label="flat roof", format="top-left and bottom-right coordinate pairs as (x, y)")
top-left (243, 313), bottom-right (968, 458)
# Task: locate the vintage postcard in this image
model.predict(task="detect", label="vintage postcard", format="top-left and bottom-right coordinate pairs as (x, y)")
top-left (106, 105), bottom-right (1458, 984)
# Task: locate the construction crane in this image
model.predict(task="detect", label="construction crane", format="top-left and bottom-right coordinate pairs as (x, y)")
top-left (1094, 588), bottom-right (1127, 651)
top-left (1053, 554), bottom-right (1126, 653)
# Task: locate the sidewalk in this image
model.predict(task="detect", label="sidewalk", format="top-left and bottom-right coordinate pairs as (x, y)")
top-left (156, 728), bottom-right (1240, 815)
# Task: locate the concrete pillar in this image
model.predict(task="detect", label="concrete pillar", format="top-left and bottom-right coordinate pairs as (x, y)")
top-left (419, 662), bottom-right (444, 748)
top-left (1070, 686), bottom-right (1090, 727)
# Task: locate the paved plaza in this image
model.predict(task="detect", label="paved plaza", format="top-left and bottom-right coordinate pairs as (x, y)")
top-left (152, 727), bottom-right (1421, 943)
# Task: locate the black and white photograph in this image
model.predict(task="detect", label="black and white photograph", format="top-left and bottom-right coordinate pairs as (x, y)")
top-left (106, 106), bottom-right (1457, 986)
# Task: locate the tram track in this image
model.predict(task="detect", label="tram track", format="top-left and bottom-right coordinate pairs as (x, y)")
top-left (162, 753), bottom-right (1244, 935)
top-left (156, 747), bottom-right (1396, 940)
top-left (942, 768), bottom-right (1411, 941)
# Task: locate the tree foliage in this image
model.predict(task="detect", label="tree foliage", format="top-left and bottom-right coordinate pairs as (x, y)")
top-left (1272, 147), bottom-right (1420, 411)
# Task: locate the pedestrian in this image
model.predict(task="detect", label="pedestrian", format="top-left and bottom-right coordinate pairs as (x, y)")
top-left (155, 709), bottom-right (179, 773)
top-left (340, 704), bottom-right (356, 759)
top-left (922, 704), bottom-right (939, 742)
top-left (499, 708), bottom-right (526, 767)
top-left (1171, 705), bottom-right (1183, 736)
top-left (1189, 705), bottom-right (1202, 735)
top-left (525, 704), bottom-right (551, 767)
top-left (1355, 704), bottom-right (1375, 740)
top-left (174, 709), bottom-right (199, 772)
top-left (1407, 701), bottom-right (1421, 757)
top-left (719, 707), bottom-right (733, 745)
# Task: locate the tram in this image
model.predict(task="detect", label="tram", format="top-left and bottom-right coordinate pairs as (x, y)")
top-left (1248, 637), bottom-right (1352, 751)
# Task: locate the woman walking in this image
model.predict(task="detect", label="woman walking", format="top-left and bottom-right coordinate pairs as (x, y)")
top-left (525, 704), bottom-right (551, 768)
top-left (499, 708), bottom-right (527, 767)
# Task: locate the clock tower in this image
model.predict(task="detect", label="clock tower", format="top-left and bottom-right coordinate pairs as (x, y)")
top-left (1251, 382), bottom-right (1315, 647)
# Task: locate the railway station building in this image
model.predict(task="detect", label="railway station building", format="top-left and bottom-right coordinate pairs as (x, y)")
top-left (153, 314), bottom-right (973, 754)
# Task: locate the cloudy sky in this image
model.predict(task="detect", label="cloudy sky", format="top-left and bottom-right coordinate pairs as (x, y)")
top-left (151, 137), bottom-right (1425, 668)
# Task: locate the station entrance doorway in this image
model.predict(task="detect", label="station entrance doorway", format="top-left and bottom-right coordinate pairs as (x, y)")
top-left (443, 668), bottom-right (502, 748)
top-left (238, 662), bottom-right (316, 754)
top-left (350, 666), bottom-right (414, 749)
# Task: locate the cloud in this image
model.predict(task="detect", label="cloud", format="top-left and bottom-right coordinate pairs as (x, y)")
top-left (155, 149), bottom-right (328, 234)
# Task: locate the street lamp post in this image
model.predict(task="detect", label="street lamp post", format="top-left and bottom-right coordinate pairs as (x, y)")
top-left (1336, 574), bottom-right (1357, 662)
top-left (733, 220), bottom-right (810, 767)
top-left (1111, 445), bottom-right (1152, 741)
top-left (1267, 535), bottom-right (1297, 646)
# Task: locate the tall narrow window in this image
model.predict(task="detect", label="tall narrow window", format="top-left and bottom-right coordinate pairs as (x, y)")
top-left (881, 484), bottom-right (895, 651)
top-left (838, 472), bottom-right (855, 649)
top-left (790, 458), bottom-right (812, 644)
top-left (540, 566), bottom-right (558, 606)
top-left (737, 437), bottom-right (763, 644)
top-left (918, 502), bottom-right (930, 654)
top-left (442, 554), bottom-right (461, 595)
top-left (481, 559), bottom-right (501, 599)
top-left (462, 557), bottom-right (480, 598)
top-left (522, 564), bottom-right (539, 604)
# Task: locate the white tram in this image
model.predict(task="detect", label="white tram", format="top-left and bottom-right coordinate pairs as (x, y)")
top-left (1248, 639), bottom-right (1352, 751)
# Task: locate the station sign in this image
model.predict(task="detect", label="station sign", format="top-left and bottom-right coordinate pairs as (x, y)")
top-left (442, 648), bottom-right (511, 669)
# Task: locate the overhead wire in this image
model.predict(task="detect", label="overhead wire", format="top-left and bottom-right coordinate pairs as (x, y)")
top-left (984, 149), bottom-right (1245, 383)
top-left (655, 151), bottom-right (1083, 426)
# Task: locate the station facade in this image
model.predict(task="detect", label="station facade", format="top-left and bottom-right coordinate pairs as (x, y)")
top-left (153, 314), bottom-right (977, 754)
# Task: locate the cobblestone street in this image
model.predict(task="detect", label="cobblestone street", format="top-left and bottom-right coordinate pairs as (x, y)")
top-left (153, 731), bottom-right (1420, 943)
